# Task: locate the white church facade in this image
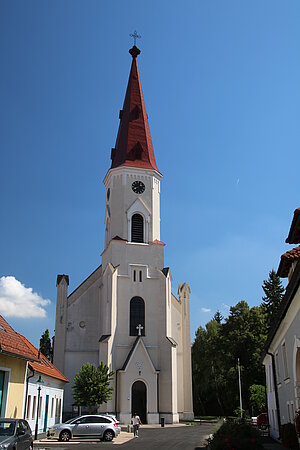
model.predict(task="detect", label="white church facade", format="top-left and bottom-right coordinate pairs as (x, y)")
top-left (53, 44), bottom-right (194, 424)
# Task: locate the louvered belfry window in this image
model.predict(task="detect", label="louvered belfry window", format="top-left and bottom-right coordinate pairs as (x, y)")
top-left (131, 214), bottom-right (144, 243)
top-left (130, 297), bottom-right (145, 336)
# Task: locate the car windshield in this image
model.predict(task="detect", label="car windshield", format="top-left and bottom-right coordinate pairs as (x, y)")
top-left (64, 418), bottom-right (76, 424)
top-left (0, 422), bottom-right (15, 436)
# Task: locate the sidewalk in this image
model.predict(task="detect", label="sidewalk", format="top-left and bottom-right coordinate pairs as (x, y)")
top-left (262, 436), bottom-right (286, 450)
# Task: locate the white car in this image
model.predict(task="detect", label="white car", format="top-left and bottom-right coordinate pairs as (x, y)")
top-left (47, 414), bottom-right (120, 442)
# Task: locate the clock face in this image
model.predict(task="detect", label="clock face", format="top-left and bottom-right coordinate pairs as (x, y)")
top-left (132, 180), bottom-right (145, 194)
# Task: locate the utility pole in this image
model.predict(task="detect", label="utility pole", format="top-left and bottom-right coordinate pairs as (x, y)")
top-left (238, 358), bottom-right (243, 418)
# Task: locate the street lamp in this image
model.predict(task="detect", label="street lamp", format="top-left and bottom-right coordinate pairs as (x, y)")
top-left (34, 375), bottom-right (44, 441)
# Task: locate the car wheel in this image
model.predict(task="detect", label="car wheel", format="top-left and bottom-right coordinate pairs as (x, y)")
top-left (259, 424), bottom-right (267, 431)
top-left (103, 430), bottom-right (114, 442)
top-left (59, 430), bottom-right (71, 442)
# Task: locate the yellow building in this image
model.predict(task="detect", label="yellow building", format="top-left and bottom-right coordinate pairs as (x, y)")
top-left (0, 315), bottom-right (36, 418)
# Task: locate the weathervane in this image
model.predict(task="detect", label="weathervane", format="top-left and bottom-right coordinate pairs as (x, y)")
top-left (130, 30), bottom-right (141, 46)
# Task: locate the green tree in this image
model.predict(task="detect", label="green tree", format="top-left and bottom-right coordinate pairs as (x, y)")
top-left (192, 318), bottom-right (225, 416)
top-left (192, 300), bottom-right (268, 416)
top-left (39, 329), bottom-right (52, 361)
top-left (221, 302), bottom-right (267, 413)
top-left (249, 384), bottom-right (266, 415)
top-left (72, 362), bottom-right (114, 413)
top-left (262, 269), bottom-right (285, 327)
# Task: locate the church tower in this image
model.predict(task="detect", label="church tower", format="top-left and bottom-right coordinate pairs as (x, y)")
top-left (54, 44), bottom-right (194, 424)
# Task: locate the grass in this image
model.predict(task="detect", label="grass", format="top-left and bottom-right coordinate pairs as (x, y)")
top-left (194, 416), bottom-right (221, 422)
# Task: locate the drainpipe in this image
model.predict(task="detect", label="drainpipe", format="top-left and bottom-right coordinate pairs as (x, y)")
top-left (157, 373), bottom-right (159, 417)
top-left (267, 351), bottom-right (281, 436)
top-left (115, 370), bottom-right (119, 417)
top-left (24, 366), bottom-right (35, 419)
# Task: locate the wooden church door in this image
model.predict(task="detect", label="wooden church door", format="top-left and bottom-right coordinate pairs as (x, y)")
top-left (131, 381), bottom-right (147, 424)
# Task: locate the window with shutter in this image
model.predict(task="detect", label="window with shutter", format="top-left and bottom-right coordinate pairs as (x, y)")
top-left (131, 214), bottom-right (144, 243)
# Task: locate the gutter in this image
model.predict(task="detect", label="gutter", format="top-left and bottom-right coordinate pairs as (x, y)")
top-left (0, 349), bottom-right (38, 362)
top-left (267, 351), bottom-right (281, 437)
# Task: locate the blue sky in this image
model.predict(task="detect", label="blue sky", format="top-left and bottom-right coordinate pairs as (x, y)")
top-left (1, 1), bottom-right (300, 347)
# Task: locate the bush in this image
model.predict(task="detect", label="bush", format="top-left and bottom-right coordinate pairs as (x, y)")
top-left (281, 423), bottom-right (299, 449)
top-left (208, 421), bottom-right (264, 450)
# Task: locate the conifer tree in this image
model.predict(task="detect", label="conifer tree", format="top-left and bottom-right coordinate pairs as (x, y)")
top-left (262, 269), bottom-right (285, 327)
top-left (39, 328), bottom-right (53, 361)
top-left (213, 310), bottom-right (224, 324)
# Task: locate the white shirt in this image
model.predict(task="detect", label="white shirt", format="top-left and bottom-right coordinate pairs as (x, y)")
top-left (132, 416), bottom-right (140, 425)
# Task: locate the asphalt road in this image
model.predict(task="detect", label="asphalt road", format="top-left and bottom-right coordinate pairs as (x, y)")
top-left (120, 424), bottom-right (214, 449)
top-left (34, 423), bottom-right (215, 450)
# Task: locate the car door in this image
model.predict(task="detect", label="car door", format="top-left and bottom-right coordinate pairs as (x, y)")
top-left (16, 421), bottom-right (28, 450)
top-left (22, 420), bottom-right (32, 449)
top-left (72, 417), bottom-right (93, 437)
top-left (86, 416), bottom-right (111, 437)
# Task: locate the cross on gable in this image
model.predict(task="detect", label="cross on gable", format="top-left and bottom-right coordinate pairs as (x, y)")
top-left (136, 323), bottom-right (144, 336)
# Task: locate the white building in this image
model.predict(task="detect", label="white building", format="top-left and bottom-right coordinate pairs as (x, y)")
top-left (21, 334), bottom-right (68, 434)
top-left (263, 208), bottom-right (300, 439)
top-left (53, 44), bottom-right (194, 424)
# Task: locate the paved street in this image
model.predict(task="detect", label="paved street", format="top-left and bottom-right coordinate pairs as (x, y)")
top-left (34, 423), bottom-right (215, 450)
top-left (119, 424), bottom-right (214, 449)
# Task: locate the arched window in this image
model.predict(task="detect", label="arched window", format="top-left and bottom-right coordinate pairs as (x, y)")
top-left (131, 214), bottom-right (144, 243)
top-left (130, 297), bottom-right (145, 336)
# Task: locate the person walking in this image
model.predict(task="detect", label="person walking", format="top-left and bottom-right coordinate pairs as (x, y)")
top-left (131, 412), bottom-right (142, 438)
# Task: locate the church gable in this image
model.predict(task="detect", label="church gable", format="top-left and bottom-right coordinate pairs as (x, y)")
top-left (121, 337), bottom-right (158, 375)
top-left (127, 197), bottom-right (151, 221)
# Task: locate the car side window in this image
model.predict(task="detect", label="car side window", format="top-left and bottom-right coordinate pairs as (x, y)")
top-left (99, 418), bottom-right (111, 424)
top-left (83, 417), bottom-right (95, 423)
top-left (21, 421), bottom-right (29, 431)
top-left (85, 416), bottom-right (106, 424)
top-left (84, 417), bottom-right (99, 423)
top-left (74, 417), bottom-right (87, 424)
top-left (17, 421), bottom-right (25, 433)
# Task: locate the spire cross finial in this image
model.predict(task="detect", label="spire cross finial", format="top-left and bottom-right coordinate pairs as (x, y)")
top-left (130, 30), bottom-right (141, 46)
top-left (136, 323), bottom-right (144, 336)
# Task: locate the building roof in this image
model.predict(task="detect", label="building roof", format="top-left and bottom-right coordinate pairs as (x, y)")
top-left (162, 267), bottom-right (170, 277)
top-left (263, 258), bottom-right (300, 358)
top-left (68, 265), bottom-right (102, 299)
top-left (99, 334), bottom-right (111, 342)
top-left (150, 239), bottom-right (165, 246)
top-left (277, 246), bottom-right (300, 278)
top-left (286, 208), bottom-right (300, 244)
top-left (112, 235), bottom-right (127, 242)
top-left (57, 274), bottom-right (69, 286)
top-left (18, 334), bottom-right (68, 383)
top-left (110, 45), bottom-right (159, 173)
top-left (121, 336), bottom-right (140, 371)
top-left (0, 315), bottom-right (37, 361)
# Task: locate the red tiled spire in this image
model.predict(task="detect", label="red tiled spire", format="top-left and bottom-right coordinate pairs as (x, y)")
top-left (110, 46), bottom-right (159, 172)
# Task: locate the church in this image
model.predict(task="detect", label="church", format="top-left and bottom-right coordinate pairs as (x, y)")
top-left (53, 43), bottom-right (194, 424)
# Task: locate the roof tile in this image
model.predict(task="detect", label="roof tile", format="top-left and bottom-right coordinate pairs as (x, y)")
top-left (0, 316), bottom-right (37, 361)
top-left (286, 208), bottom-right (300, 244)
top-left (110, 46), bottom-right (159, 173)
top-left (18, 334), bottom-right (68, 383)
top-left (277, 246), bottom-right (300, 278)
